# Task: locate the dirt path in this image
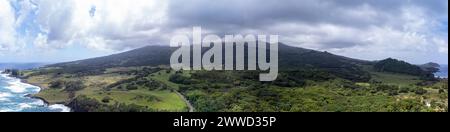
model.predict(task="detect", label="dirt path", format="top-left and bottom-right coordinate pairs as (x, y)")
top-left (175, 91), bottom-right (195, 112)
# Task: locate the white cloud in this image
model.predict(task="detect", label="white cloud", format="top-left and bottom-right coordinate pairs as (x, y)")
top-left (4, 0), bottom-right (448, 64)
top-left (14, 0), bottom-right (38, 27)
top-left (164, 0), bottom-right (447, 64)
top-left (33, 33), bottom-right (48, 49)
top-left (0, 0), bottom-right (18, 53)
top-left (33, 0), bottom-right (168, 50)
top-left (434, 38), bottom-right (448, 54)
top-left (270, 4), bottom-right (448, 64)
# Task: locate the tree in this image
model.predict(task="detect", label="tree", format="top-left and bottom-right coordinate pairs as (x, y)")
top-left (64, 80), bottom-right (85, 92)
top-left (126, 84), bottom-right (139, 90)
top-left (169, 74), bottom-right (191, 84)
top-left (49, 80), bottom-right (64, 89)
top-left (438, 89), bottom-right (445, 94)
top-left (374, 58), bottom-right (425, 76)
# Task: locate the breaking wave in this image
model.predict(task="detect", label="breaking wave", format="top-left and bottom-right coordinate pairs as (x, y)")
top-left (0, 73), bottom-right (71, 112)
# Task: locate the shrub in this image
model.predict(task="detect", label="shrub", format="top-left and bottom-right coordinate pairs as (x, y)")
top-left (438, 89), bottom-right (445, 94)
top-left (126, 84), bottom-right (139, 90)
top-left (399, 87), bottom-right (410, 93)
top-left (415, 88), bottom-right (428, 95)
top-left (169, 74), bottom-right (192, 84)
top-left (64, 80), bottom-right (85, 92)
top-left (102, 96), bottom-right (112, 103)
top-left (49, 80), bottom-right (64, 89)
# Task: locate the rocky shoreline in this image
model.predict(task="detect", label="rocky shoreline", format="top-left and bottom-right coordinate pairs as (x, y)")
top-left (21, 78), bottom-right (70, 106)
top-left (2, 73), bottom-right (72, 112)
top-left (24, 94), bottom-right (50, 105)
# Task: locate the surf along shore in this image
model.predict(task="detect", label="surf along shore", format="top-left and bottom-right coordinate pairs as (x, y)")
top-left (0, 72), bottom-right (71, 112)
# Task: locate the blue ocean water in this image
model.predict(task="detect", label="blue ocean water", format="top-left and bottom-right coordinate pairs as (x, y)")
top-left (0, 74), bottom-right (70, 112)
top-left (436, 65), bottom-right (448, 78)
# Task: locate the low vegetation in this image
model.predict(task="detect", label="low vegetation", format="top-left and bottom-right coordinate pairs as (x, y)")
top-left (12, 44), bottom-right (447, 112)
top-left (167, 70), bottom-right (447, 112)
top-left (22, 67), bottom-right (188, 112)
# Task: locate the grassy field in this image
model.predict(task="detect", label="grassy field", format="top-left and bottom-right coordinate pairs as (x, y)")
top-left (25, 71), bottom-right (188, 112)
top-left (76, 74), bottom-right (132, 96)
top-left (22, 66), bottom-right (447, 112)
top-left (24, 74), bottom-right (52, 89)
top-left (150, 70), bottom-right (193, 90)
top-left (361, 64), bottom-right (422, 86)
top-left (370, 71), bottom-right (421, 86)
top-left (87, 89), bottom-right (188, 111)
top-left (34, 89), bottom-right (70, 104)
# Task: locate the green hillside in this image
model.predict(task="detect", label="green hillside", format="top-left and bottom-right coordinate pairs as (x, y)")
top-left (19, 44), bottom-right (447, 112)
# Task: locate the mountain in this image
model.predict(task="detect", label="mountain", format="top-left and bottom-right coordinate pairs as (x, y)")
top-left (49, 43), bottom-right (373, 81)
top-left (277, 44), bottom-right (372, 81)
top-left (49, 46), bottom-right (174, 69)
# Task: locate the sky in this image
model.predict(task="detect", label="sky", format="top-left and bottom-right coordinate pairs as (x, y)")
top-left (0, 0), bottom-right (448, 64)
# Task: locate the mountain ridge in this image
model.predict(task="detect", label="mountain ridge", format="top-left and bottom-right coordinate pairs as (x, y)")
top-left (49, 43), bottom-right (373, 68)
top-left (47, 43), bottom-right (377, 81)
top-left (45, 43), bottom-right (437, 81)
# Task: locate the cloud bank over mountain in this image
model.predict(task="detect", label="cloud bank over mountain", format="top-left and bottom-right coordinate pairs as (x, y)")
top-left (0, 0), bottom-right (448, 64)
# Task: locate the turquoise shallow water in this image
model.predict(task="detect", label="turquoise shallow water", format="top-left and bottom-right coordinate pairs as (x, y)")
top-left (0, 74), bottom-right (70, 112)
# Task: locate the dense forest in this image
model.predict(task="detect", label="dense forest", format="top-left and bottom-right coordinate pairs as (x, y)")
top-left (374, 58), bottom-right (436, 81)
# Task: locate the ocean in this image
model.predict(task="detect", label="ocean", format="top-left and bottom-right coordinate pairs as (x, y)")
top-left (436, 65), bottom-right (448, 78)
top-left (0, 74), bottom-right (70, 112)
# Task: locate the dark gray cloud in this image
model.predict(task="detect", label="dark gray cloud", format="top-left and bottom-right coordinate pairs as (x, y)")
top-left (3, 0), bottom-right (448, 64)
top-left (164, 0), bottom-right (448, 64)
top-left (167, 0), bottom-right (447, 32)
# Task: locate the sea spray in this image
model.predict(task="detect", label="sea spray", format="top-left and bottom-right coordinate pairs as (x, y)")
top-left (0, 73), bottom-right (71, 112)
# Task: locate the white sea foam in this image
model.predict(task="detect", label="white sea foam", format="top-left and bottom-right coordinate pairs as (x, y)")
top-left (5, 80), bottom-right (27, 93)
top-left (0, 93), bottom-right (12, 101)
top-left (0, 74), bottom-right (7, 78)
top-left (18, 103), bottom-right (33, 109)
top-left (1, 73), bottom-right (70, 112)
top-left (0, 103), bottom-right (19, 112)
top-left (0, 98), bottom-right (10, 102)
top-left (0, 73), bottom-right (13, 80)
top-left (0, 109), bottom-right (13, 112)
top-left (30, 100), bottom-right (45, 106)
top-left (0, 92), bottom-right (12, 98)
top-left (0, 73), bottom-right (9, 78)
top-left (4, 100), bottom-right (46, 112)
top-left (49, 104), bottom-right (71, 112)
top-left (4, 79), bottom-right (40, 93)
top-left (1, 73), bottom-right (40, 93)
